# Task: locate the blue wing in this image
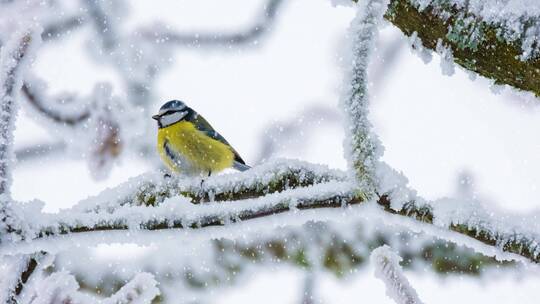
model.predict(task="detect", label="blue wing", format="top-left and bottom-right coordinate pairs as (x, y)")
top-left (187, 110), bottom-right (249, 167)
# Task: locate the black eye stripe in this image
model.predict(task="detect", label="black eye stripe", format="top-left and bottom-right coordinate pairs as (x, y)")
top-left (162, 109), bottom-right (184, 116)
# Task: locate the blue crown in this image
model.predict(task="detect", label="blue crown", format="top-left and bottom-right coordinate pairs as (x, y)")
top-left (158, 100), bottom-right (187, 115)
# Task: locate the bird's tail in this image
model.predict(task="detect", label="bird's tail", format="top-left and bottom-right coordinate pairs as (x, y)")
top-left (233, 161), bottom-right (251, 172)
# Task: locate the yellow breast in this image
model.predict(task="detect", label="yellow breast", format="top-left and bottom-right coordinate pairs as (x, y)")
top-left (157, 121), bottom-right (235, 174)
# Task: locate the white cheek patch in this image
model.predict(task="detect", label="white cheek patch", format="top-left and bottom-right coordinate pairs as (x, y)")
top-left (161, 111), bottom-right (188, 127)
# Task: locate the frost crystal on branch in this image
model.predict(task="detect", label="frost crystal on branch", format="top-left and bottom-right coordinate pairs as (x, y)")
top-left (341, 0), bottom-right (389, 195)
top-left (371, 245), bottom-right (424, 304)
top-left (435, 39), bottom-right (455, 76)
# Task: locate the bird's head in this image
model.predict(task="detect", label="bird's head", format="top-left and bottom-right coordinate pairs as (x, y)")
top-left (152, 100), bottom-right (189, 128)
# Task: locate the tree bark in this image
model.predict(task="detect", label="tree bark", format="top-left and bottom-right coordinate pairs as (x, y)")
top-left (379, 0), bottom-right (540, 96)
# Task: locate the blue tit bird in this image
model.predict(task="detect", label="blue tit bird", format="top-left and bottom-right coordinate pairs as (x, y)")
top-left (152, 100), bottom-right (250, 177)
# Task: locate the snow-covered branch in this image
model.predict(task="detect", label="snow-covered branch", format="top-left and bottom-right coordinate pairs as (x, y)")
top-left (0, 254), bottom-right (39, 304)
top-left (51, 193), bottom-right (540, 265)
top-left (0, 28), bottom-right (41, 242)
top-left (380, 0), bottom-right (540, 96)
top-left (378, 194), bottom-right (540, 264)
top-left (20, 271), bottom-right (159, 304)
top-left (29, 180), bottom-right (360, 240)
top-left (0, 30), bottom-right (40, 196)
top-left (371, 245), bottom-right (424, 304)
top-left (341, 0), bottom-right (388, 195)
top-left (44, 215), bottom-right (502, 301)
top-left (75, 159), bottom-right (347, 212)
top-left (0, 160), bottom-right (351, 243)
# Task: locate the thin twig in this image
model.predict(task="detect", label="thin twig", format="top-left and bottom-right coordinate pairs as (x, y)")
top-left (141, 0), bottom-right (284, 47)
top-left (14, 142), bottom-right (65, 162)
top-left (21, 83), bottom-right (90, 126)
top-left (41, 15), bottom-right (85, 41)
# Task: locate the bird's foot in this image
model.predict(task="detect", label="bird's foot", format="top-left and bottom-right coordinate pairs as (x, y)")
top-left (198, 178), bottom-right (206, 201)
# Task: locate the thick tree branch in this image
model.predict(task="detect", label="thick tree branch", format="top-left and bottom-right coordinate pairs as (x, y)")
top-left (74, 159), bottom-right (347, 213)
top-left (34, 181), bottom-right (361, 239)
top-left (1, 167), bottom-right (536, 266)
top-left (377, 195), bottom-right (540, 264)
top-left (382, 0), bottom-right (540, 96)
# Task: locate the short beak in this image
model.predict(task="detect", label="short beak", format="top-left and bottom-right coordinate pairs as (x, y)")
top-left (152, 114), bottom-right (160, 120)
